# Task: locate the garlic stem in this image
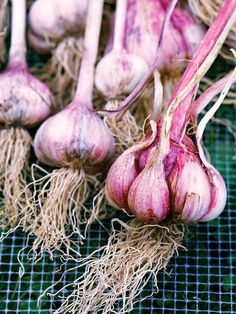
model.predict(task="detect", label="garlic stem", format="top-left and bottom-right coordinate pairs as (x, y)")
top-left (151, 71), bottom-right (163, 121)
top-left (9, 0), bottom-right (26, 66)
top-left (113, 0), bottom-right (128, 51)
top-left (73, 0), bottom-right (104, 106)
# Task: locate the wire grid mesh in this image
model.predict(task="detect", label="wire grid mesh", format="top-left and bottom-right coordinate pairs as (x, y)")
top-left (0, 5), bottom-right (236, 311)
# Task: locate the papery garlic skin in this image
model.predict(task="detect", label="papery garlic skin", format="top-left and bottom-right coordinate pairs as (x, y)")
top-left (168, 149), bottom-right (211, 223)
top-left (29, 0), bottom-right (88, 52)
top-left (128, 149), bottom-right (170, 223)
top-left (0, 66), bottom-right (54, 127)
top-left (34, 102), bottom-right (115, 170)
top-left (95, 51), bottom-right (148, 99)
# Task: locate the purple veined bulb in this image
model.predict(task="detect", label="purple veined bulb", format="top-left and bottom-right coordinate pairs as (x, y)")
top-left (95, 50), bottom-right (148, 100)
top-left (0, 62), bottom-right (53, 127)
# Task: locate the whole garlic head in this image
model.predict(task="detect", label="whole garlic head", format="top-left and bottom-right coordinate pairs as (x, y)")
top-left (34, 102), bottom-right (115, 171)
top-left (95, 50), bottom-right (148, 100)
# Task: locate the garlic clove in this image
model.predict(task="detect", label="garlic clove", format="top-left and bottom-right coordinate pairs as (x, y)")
top-left (95, 50), bottom-right (148, 100)
top-left (127, 148), bottom-right (170, 223)
top-left (198, 163), bottom-right (227, 222)
top-left (105, 120), bottom-right (158, 211)
top-left (0, 67), bottom-right (54, 127)
top-left (168, 149), bottom-right (211, 223)
top-left (34, 102), bottom-right (115, 170)
top-left (105, 148), bottom-right (139, 210)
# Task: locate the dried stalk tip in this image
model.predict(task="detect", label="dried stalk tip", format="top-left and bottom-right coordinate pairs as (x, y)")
top-left (18, 166), bottom-right (100, 260)
top-left (0, 127), bottom-right (31, 228)
top-left (188, 0), bottom-right (236, 49)
top-left (31, 37), bottom-right (84, 108)
top-left (52, 219), bottom-right (185, 314)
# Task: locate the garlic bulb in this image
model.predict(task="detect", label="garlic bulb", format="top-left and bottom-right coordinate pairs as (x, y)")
top-left (95, 50), bottom-right (148, 99)
top-left (34, 102), bottom-right (114, 170)
top-left (0, 64), bottom-right (53, 127)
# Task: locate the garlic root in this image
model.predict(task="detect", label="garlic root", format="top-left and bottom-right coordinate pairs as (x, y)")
top-left (52, 219), bottom-right (185, 314)
top-left (19, 166), bottom-right (100, 260)
top-left (105, 101), bottom-right (141, 155)
top-left (0, 127), bottom-right (31, 228)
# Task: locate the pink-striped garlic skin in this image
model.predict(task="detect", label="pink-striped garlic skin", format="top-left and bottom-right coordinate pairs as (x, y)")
top-left (95, 50), bottom-right (148, 99)
top-left (124, 0), bottom-right (187, 70)
top-left (0, 64), bottom-right (54, 127)
top-left (168, 149), bottom-right (212, 223)
top-left (29, 0), bottom-right (88, 53)
top-left (34, 102), bottom-right (115, 170)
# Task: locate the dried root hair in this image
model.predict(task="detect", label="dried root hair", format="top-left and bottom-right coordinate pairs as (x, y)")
top-left (0, 127), bottom-right (32, 228)
top-left (46, 219), bottom-right (185, 314)
top-left (188, 0), bottom-right (236, 50)
top-left (105, 100), bottom-right (141, 156)
top-left (17, 165), bottom-right (100, 260)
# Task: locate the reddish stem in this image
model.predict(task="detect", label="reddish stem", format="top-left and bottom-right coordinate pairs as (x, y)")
top-left (113, 0), bottom-right (128, 51)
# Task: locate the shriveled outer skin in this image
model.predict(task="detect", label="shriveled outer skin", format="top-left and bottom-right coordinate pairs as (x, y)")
top-left (29, 0), bottom-right (88, 52)
top-left (0, 64), bottom-right (54, 127)
top-left (34, 102), bottom-right (115, 171)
